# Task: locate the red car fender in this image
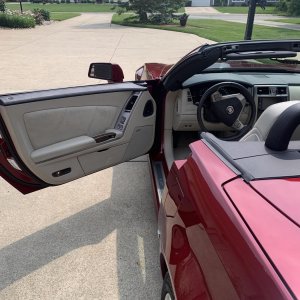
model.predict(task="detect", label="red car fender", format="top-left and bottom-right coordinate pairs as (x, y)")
top-left (159, 140), bottom-right (292, 300)
top-left (158, 192), bottom-right (211, 300)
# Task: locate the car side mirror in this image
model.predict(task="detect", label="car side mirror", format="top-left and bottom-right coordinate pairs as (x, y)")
top-left (88, 63), bottom-right (124, 83)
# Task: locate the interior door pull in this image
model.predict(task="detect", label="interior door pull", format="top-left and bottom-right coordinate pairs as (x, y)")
top-left (93, 129), bottom-right (123, 143)
top-left (93, 132), bottom-right (116, 143)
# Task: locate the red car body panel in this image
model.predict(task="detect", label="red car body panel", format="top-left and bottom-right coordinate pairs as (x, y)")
top-left (142, 63), bottom-right (173, 80)
top-left (249, 179), bottom-right (300, 297)
top-left (251, 179), bottom-right (300, 227)
top-left (158, 140), bottom-right (293, 299)
top-left (141, 61), bottom-right (300, 82)
top-left (0, 118), bottom-right (46, 194)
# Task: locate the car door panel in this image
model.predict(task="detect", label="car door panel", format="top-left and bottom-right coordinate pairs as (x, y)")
top-left (0, 83), bottom-right (156, 189)
top-left (23, 106), bottom-right (119, 149)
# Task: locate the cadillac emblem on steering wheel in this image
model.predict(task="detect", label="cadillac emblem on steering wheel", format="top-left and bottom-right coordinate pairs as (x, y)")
top-left (226, 105), bottom-right (235, 115)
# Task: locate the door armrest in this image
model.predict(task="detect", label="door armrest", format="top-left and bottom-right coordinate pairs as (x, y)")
top-left (31, 136), bottom-right (96, 163)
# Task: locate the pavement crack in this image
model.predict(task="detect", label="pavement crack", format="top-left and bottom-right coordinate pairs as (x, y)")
top-left (109, 32), bottom-right (125, 63)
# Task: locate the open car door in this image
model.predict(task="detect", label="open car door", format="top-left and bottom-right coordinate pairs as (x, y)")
top-left (0, 83), bottom-right (156, 194)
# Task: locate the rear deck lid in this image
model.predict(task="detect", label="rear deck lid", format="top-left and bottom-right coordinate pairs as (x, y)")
top-left (224, 178), bottom-right (300, 299)
top-left (251, 178), bottom-right (300, 227)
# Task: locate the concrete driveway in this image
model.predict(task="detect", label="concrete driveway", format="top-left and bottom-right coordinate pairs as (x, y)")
top-left (0, 13), bottom-right (213, 94)
top-left (185, 7), bottom-right (220, 14)
top-left (0, 13), bottom-right (212, 299)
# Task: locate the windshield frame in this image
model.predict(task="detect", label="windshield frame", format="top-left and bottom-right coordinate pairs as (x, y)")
top-left (203, 58), bottom-right (300, 74)
top-left (162, 40), bottom-right (300, 91)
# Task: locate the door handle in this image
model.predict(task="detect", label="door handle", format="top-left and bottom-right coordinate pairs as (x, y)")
top-left (93, 129), bottom-right (122, 143)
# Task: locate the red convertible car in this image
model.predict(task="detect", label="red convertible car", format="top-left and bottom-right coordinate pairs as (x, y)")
top-left (1, 40), bottom-right (300, 299)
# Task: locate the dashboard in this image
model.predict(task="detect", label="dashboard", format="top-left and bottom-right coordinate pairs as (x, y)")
top-left (173, 72), bottom-right (300, 132)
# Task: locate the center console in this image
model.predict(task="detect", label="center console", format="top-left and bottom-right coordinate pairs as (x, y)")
top-left (254, 85), bottom-right (289, 118)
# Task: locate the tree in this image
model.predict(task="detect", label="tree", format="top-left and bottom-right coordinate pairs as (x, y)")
top-left (128, 0), bottom-right (185, 23)
top-left (128, 0), bottom-right (157, 22)
top-left (156, 0), bottom-right (185, 16)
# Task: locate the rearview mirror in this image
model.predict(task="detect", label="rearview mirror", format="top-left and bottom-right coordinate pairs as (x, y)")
top-left (88, 63), bottom-right (124, 83)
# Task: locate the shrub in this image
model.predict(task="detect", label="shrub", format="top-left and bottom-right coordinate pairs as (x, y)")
top-left (0, 12), bottom-right (35, 28)
top-left (0, 0), bottom-right (5, 13)
top-left (276, 0), bottom-right (288, 13)
top-left (288, 0), bottom-right (300, 16)
top-left (66, 0), bottom-right (70, 3)
top-left (116, 7), bottom-right (125, 15)
top-left (276, 0), bottom-right (300, 16)
top-left (61, 0), bottom-right (65, 2)
top-left (33, 11), bottom-right (43, 24)
top-left (33, 8), bottom-right (50, 20)
top-left (149, 14), bottom-right (163, 24)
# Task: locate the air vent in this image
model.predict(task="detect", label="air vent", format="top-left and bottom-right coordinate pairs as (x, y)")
top-left (276, 87), bottom-right (287, 95)
top-left (257, 86), bottom-right (270, 95)
top-left (293, 42), bottom-right (300, 51)
top-left (256, 85), bottom-right (288, 97)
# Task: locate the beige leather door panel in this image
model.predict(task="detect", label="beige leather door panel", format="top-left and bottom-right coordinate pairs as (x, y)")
top-left (0, 83), bottom-right (156, 185)
top-left (24, 106), bottom-right (118, 149)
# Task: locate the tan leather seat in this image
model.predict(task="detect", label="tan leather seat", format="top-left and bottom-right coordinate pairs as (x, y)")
top-left (240, 100), bottom-right (300, 142)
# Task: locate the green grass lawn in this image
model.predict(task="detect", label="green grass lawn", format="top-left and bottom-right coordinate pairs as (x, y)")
top-left (215, 6), bottom-right (277, 14)
top-left (112, 14), bottom-right (300, 42)
top-left (51, 12), bottom-right (80, 21)
top-left (6, 3), bottom-right (115, 13)
top-left (269, 18), bottom-right (300, 25)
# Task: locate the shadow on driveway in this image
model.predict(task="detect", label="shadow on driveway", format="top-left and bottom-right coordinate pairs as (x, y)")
top-left (0, 162), bottom-right (161, 298)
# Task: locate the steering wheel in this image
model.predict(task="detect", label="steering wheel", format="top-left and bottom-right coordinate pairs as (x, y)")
top-left (197, 82), bottom-right (256, 141)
